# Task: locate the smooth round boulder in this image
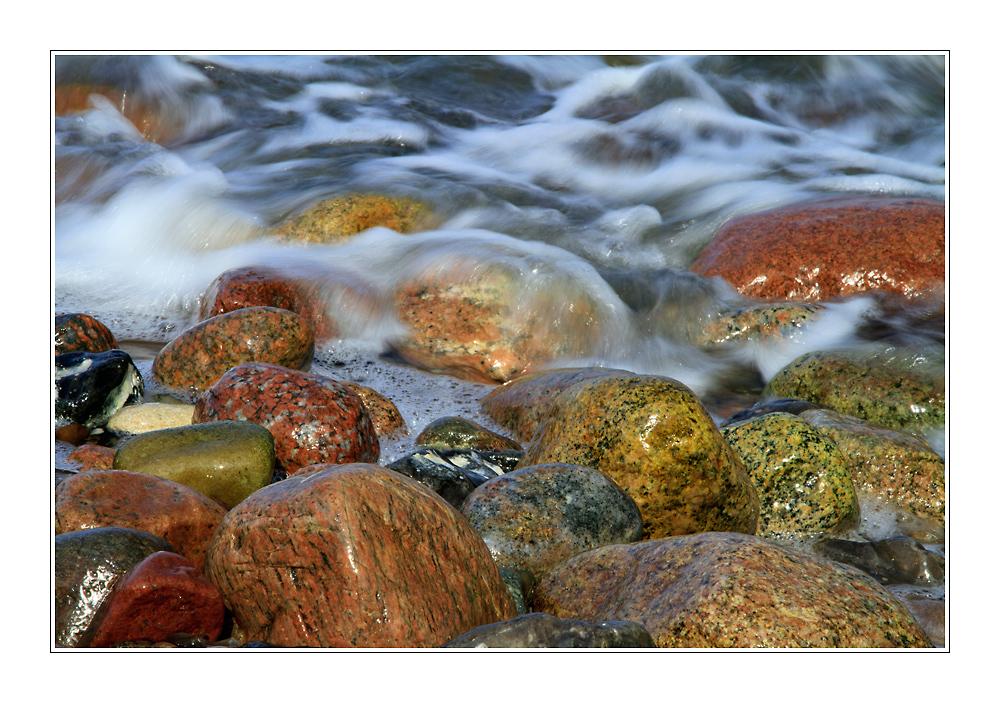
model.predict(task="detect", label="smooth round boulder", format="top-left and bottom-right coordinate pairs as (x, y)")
top-left (55, 312), bottom-right (118, 354)
top-left (112, 420), bottom-right (276, 509)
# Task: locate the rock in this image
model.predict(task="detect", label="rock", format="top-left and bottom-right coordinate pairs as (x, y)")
top-left (695, 303), bottom-right (825, 346)
top-left (719, 398), bottom-right (825, 428)
top-left (203, 463), bottom-right (517, 647)
top-left (77, 551), bottom-right (226, 648)
top-left (461, 463), bottom-right (643, 576)
top-left (192, 363), bottom-right (379, 475)
top-left (56, 469), bottom-right (230, 571)
top-left (722, 413), bottom-right (859, 539)
top-left (800, 408), bottom-right (945, 530)
top-left (764, 351), bottom-right (944, 434)
top-left (270, 193), bottom-right (432, 242)
top-left (55, 424), bottom-right (91, 445)
top-left (105, 402), bottom-right (194, 436)
top-left (54, 83), bottom-right (183, 144)
top-left (55, 527), bottom-right (176, 647)
top-left (152, 306), bottom-right (315, 393)
top-left (55, 350), bottom-right (144, 428)
top-left (441, 612), bottom-right (656, 648)
top-left (533, 532), bottom-right (932, 648)
top-left (482, 367), bottom-right (638, 443)
top-left (815, 537), bottom-right (945, 586)
top-left (55, 312), bottom-right (118, 354)
top-left (415, 416), bottom-right (522, 452)
top-left (385, 447), bottom-right (509, 509)
top-left (497, 568), bottom-right (533, 616)
top-left (112, 420), bottom-right (275, 509)
top-left (66, 444), bottom-right (116, 471)
top-left (198, 265), bottom-right (337, 341)
top-left (886, 585), bottom-right (945, 647)
top-left (517, 372), bottom-right (759, 539)
top-left (341, 381), bottom-right (407, 438)
top-left (689, 198), bottom-right (945, 301)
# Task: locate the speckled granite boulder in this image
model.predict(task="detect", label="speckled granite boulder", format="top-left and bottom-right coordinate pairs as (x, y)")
top-left (77, 551), bottom-right (225, 648)
top-left (55, 527), bottom-right (177, 648)
top-left (764, 351), bottom-right (944, 433)
top-left (342, 381), bottom-right (407, 438)
top-left (690, 198), bottom-right (945, 301)
top-left (193, 363), bottom-right (378, 474)
top-left (416, 416), bottom-right (522, 452)
top-left (56, 470), bottom-right (229, 571)
top-left (533, 532), bottom-right (932, 648)
top-left (462, 463), bottom-right (643, 576)
top-left (152, 306), bottom-right (315, 393)
top-left (106, 402), bottom-right (194, 436)
top-left (722, 413), bottom-right (859, 539)
top-left (271, 193), bottom-right (432, 242)
top-left (55, 350), bottom-right (144, 429)
top-left (482, 368), bottom-right (637, 442)
top-left (199, 266), bottom-right (337, 340)
top-left (441, 612), bottom-right (656, 648)
top-left (800, 408), bottom-right (945, 528)
top-left (695, 303), bottom-right (825, 346)
top-left (203, 463), bottom-right (517, 647)
top-left (55, 312), bottom-right (118, 354)
top-left (518, 374), bottom-right (758, 539)
top-left (112, 420), bottom-right (275, 509)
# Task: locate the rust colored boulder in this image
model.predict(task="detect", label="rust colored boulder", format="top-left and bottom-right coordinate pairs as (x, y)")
top-left (55, 470), bottom-right (230, 571)
top-left (271, 193), bottom-right (432, 242)
top-left (689, 198), bottom-right (944, 301)
top-left (55, 312), bottom-right (118, 355)
top-left (518, 373), bottom-right (759, 539)
top-left (77, 551), bottom-right (225, 648)
top-left (152, 306), bottom-right (315, 393)
top-left (203, 463), bottom-right (517, 647)
top-left (533, 532), bottom-right (933, 648)
top-left (193, 363), bottom-right (379, 474)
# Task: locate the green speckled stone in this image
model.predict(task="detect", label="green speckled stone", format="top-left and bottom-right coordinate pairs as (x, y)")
top-left (723, 412), bottom-right (859, 539)
top-left (112, 420), bottom-right (276, 509)
top-left (416, 416), bottom-right (522, 452)
top-left (800, 408), bottom-right (945, 528)
top-left (763, 350), bottom-right (944, 433)
top-left (518, 374), bottom-right (759, 539)
top-left (696, 303), bottom-right (824, 346)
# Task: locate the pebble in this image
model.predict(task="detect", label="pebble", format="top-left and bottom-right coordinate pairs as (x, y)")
top-left (55, 350), bottom-right (144, 428)
top-left (415, 416), bottom-right (522, 452)
top-left (105, 402), bottom-right (194, 435)
top-left (54, 312), bottom-right (118, 354)
top-left (342, 381), bottom-right (408, 438)
top-left (66, 444), bottom-right (116, 471)
top-left (441, 612), bottom-right (656, 648)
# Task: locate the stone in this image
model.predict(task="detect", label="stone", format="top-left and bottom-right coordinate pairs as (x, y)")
top-left (66, 444), bottom-right (116, 471)
top-left (815, 537), bottom-right (945, 586)
top-left (55, 350), bottom-right (144, 429)
top-left (719, 398), bottom-right (825, 428)
top-left (886, 585), bottom-right (945, 648)
top-left (722, 413), bottom-right (859, 539)
top-left (112, 420), bottom-right (276, 509)
top-left (695, 303), bottom-right (825, 346)
top-left (192, 363), bottom-right (379, 475)
top-left (270, 193), bottom-right (432, 242)
top-left (518, 372), bottom-right (759, 539)
top-left (533, 532), bottom-right (933, 648)
top-left (203, 463), bottom-right (517, 647)
top-left (689, 198), bottom-right (945, 301)
top-left (461, 463), bottom-right (643, 576)
top-left (77, 551), bottom-right (226, 648)
top-left (198, 265), bottom-right (337, 341)
top-left (55, 527), bottom-right (176, 648)
top-left (441, 613), bottom-right (656, 648)
top-left (415, 416), bottom-right (522, 452)
top-left (105, 402), bottom-right (194, 436)
top-left (152, 306), bottom-right (315, 393)
top-left (341, 381), bottom-right (407, 438)
top-left (800, 408), bottom-right (945, 529)
top-left (56, 469), bottom-right (230, 571)
top-left (55, 312), bottom-right (118, 354)
top-left (54, 83), bottom-right (183, 144)
top-left (385, 447), bottom-right (509, 510)
top-left (764, 351), bottom-right (944, 434)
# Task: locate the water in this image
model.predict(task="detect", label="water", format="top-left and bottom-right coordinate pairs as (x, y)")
top-left (53, 54), bottom-right (946, 466)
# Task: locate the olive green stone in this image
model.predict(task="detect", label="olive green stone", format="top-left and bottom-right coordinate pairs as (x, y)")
top-left (723, 412), bottom-right (859, 539)
top-left (112, 420), bottom-right (275, 509)
top-left (416, 416), bottom-right (522, 452)
top-left (763, 351), bottom-right (944, 433)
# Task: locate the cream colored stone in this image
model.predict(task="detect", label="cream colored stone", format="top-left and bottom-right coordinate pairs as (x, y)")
top-left (107, 403), bottom-right (195, 435)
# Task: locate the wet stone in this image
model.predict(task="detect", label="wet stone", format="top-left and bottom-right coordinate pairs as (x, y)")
top-left (695, 302), bottom-right (825, 346)
top-left (416, 416), bottom-right (522, 452)
top-left (385, 447), bottom-right (509, 510)
top-left (112, 420), bottom-right (276, 510)
top-left (722, 412), bottom-right (859, 539)
top-left (193, 363), bottom-right (379, 475)
top-left (342, 381), bottom-right (407, 438)
top-left (719, 397), bottom-right (825, 428)
top-left (270, 193), bottom-right (432, 242)
top-left (55, 312), bottom-right (118, 355)
top-left (815, 537), bottom-right (945, 586)
top-left (461, 463), bottom-right (644, 577)
top-left (105, 402), bottom-right (194, 436)
top-left (886, 585), bottom-right (945, 648)
top-left (441, 612), bottom-right (656, 648)
top-left (66, 444), bottom-right (116, 471)
top-left (152, 306), bottom-right (315, 393)
top-left (55, 350), bottom-right (144, 429)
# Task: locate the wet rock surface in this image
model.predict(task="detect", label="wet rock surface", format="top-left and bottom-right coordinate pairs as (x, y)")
top-left (55, 312), bottom-right (118, 355)
top-left (462, 462), bottom-right (643, 576)
top-left (55, 350), bottom-right (144, 428)
top-left (270, 193), bottom-right (432, 242)
top-left (112, 420), bottom-right (276, 509)
top-left (815, 537), bottom-right (944, 585)
top-left (719, 397), bottom-right (826, 428)
top-left (441, 612), bottom-right (656, 648)
top-left (341, 381), bottom-right (408, 438)
top-left (533, 531), bottom-right (933, 648)
top-left (66, 444), bottom-right (116, 471)
top-left (105, 402), bottom-right (194, 436)
top-left (193, 363), bottom-right (379, 474)
top-left (203, 463), bottom-right (516, 647)
top-left (416, 416), bottom-right (522, 452)
top-left (152, 306), bottom-right (315, 393)
top-left (385, 447), bottom-right (511, 509)
top-left (695, 302), bottom-right (825, 346)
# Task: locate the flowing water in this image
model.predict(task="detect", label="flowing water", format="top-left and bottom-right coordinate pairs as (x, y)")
top-left (53, 53), bottom-right (946, 490)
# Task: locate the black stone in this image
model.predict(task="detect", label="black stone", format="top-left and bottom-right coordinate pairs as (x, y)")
top-left (385, 447), bottom-right (510, 509)
top-left (55, 350), bottom-right (144, 428)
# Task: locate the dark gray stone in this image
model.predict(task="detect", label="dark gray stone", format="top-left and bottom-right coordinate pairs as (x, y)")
top-left (815, 536), bottom-right (945, 585)
top-left (55, 350), bottom-right (144, 428)
top-left (720, 397), bottom-right (824, 428)
top-left (441, 612), bottom-right (657, 648)
top-left (385, 447), bottom-right (511, 509)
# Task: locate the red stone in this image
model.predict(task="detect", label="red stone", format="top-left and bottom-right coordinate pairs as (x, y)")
top-left (78, 551), bottom-right (225, 647)
top-left (55, 313), bottom-right (118, 355)
top-left (66, 444), bottom-right (116, 471)
top-left (689, 198), bottom-right (944, 302)
top-left (193, 362), bottom-right (379, 474)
